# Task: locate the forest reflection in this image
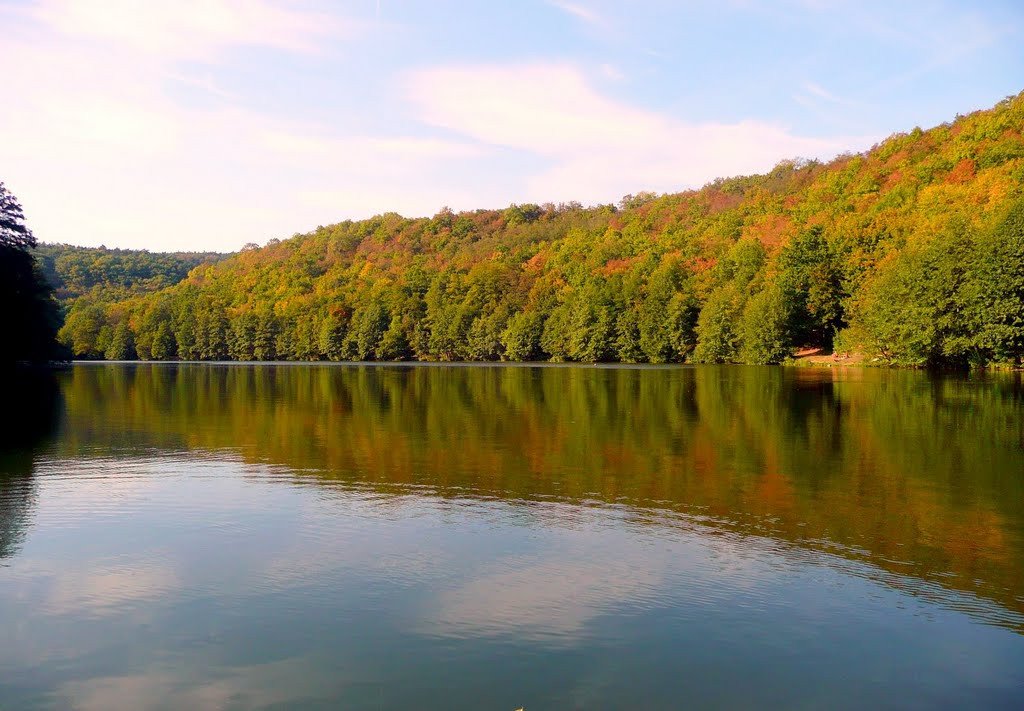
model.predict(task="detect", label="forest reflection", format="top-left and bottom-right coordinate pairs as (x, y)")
top-left (26, 364), bottom-right (1024, 628)
top-left (0, 371), bottom-right (62, 559)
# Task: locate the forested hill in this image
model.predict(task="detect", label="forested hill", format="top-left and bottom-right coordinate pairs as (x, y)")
top-left (59, 92), bottom-right (1024, 366)
top-left (38, 244), bottom-right (228, 303)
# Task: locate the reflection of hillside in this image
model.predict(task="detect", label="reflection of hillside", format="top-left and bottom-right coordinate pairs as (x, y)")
top-left (0, 370), bottom-right (63, 559)
top-left (0, 465), bottom-right (37, 560)
top-left (58, 363), bottom-right (1024, 627)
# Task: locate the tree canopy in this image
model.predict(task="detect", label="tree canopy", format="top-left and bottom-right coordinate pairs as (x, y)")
top-left (0, 181), bottom-right (36, 251)
top-left (46, 91), bottom-right (1024, 368)
top-left (36, 244), bottom-right (227, 303)
top-left (0, 183), bottom-right (61, 366)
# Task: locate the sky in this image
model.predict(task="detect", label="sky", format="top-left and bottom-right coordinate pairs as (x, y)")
top-left (1, 0), bottom-right (1022, 252)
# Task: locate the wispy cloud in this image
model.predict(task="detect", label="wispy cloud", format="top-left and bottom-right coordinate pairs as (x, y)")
top-left (166, 71), bottom-right (240, 100)
top-left (547, 0), bottom-right (608, 29)
top-left (599, 62), bottom-right (625, 81)
top-left (28, 0), bottom-right (347, 60)
top-left (873, 13), bottom-right (1010, 94)
top-left (0, 0), bottom-right (1015, 251)
top-left (55, 658), bottom-right (347, 711)
top-left (421, 553), bottom-right (665, 643)
top-left (0, 2), bottom-right (488, 250)
top-left (802, 81), bottom-right (843, 104)
top-left (808, 3), bottom-right (1009, 96)
top-left (793, 80), bottom-right (863, 118)
top-left (407, 63), bottom-right (871, 204)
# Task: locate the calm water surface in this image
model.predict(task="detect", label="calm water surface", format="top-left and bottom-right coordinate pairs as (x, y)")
top-left (1, 363), bottom-right (1023, 709)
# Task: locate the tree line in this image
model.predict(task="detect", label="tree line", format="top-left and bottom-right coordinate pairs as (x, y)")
top-left (23, 92), bottom-right (1024, 367)
top-left (36, 243), bottom-right (226, 303)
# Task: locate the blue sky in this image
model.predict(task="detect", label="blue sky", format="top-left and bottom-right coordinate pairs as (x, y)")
top-left (2, 0), bottom-right (1021, 252)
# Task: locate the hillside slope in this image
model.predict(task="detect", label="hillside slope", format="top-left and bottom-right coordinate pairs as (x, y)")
top-left (58, 93), bottom-right (1024, 366)
top-left (38, 243), bottom-right (228, 303)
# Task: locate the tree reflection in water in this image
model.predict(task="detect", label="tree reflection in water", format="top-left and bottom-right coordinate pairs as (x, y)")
top-left (49, 363), bottom-right (1024, 629)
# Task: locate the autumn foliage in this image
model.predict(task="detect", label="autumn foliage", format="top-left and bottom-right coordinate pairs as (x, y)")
top-left (55, 92), bottom-right (1024, 367)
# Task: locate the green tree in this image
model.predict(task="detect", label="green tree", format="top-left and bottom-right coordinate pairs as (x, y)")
top-left (666, 291), bottom-right (700, 360)
top-left (229, 312), bottom-right (258, 361)
top-left (353, 303), bottom-right (388, 360)
top-left (614, 308), bottom-right (643, 362)
top-left (569, 303), bottom-right (616, 362)
top-left (319, 311), bottom-right (350, 361)
top-left (540, 302), bottom-right (573, 361)
top-left (693, 286), bottom-right (741, 363)
top-left (378, 314), bottom-right (412, 360)
top-left (855, 221), bottom-right (975, 366)
top-left (105, 321), bottom-right (137, 360)
top-left (501, 312), bottom-right (544, 361)
top-left (638, 260), bottom-right (689, 363)
top-left (777, 227), bottom-right (845, 348)
top-left (466, 308), bottom-right (508, 361)
top-left (0, 182), bottom-right (61, 365)
top-left (151, 322), bottom-right (176, 360)
top-left (969, 200), bottom-right (1024, 364)
top-left (253, 311), bottom-right (279, 361)
top-left (740, 286), bottom-right (792, 364)
top-left (58, 300), bottom-right (108, 359)
top-left (135, 297), bottom-right (174, 360)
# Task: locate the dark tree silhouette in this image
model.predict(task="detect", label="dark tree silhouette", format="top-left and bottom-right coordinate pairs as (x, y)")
top-left (0, 181), bottom-right (37, 250)
top-left (0, 182), bottom-right (62, 365)
top-left (0, 371), bottom-right (61, 559)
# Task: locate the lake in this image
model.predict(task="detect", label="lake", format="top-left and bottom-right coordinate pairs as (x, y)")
top-left (1, 363), bottom-right (1023, 709)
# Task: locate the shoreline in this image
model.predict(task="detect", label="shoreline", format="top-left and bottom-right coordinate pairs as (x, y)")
top-left (52, 358), bottom-right (1023, 372)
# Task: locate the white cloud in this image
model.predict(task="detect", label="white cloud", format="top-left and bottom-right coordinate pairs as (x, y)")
top-left (420, 553), bottom-right (664, 643)
top-left (0, 2), bottom-right (487, 250)
top-left (55, 657), bottom-right (347, 711)
top-left (406, 63), bottom-right (871, 205)
top-left (44, 561), bottom-right (180, 618)
top-left (0, 4), bottom-right (876, 252)
top-left (28, 0), bottom-right (345, 59)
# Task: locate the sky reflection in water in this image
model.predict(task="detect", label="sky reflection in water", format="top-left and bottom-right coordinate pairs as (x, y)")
top-left (1, 364), bottom-right (1023, 710)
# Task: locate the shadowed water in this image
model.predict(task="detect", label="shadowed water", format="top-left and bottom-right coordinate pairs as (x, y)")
top-left (1, 363), bottom-right (1023, 709)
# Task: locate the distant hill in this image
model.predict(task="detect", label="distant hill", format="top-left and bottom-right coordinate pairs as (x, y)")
top-left (56, 92), bottom-right (1024, 366)
top-left (37, 243), bottom-right (229, 303)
